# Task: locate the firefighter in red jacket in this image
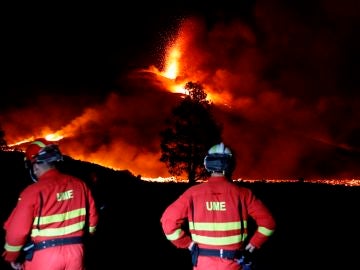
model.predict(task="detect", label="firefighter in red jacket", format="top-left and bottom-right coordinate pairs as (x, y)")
top-left (2, 138), bottom-right (99, 270)
top-left (160, 142), bottom-right (276, 270)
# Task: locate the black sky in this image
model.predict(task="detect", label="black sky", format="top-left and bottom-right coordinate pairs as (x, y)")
top-left (2, 2), bottom-right (257, 95)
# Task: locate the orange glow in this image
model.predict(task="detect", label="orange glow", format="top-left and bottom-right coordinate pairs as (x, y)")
top-left (143, 20), bottom-right (233, 106)
top-left (8, 137), bottom-right (34, 147)
top-left (163, 46), bottom-right (181, 79)
top-left (3, 16), bottom-right (360, 183)
top-left (45, 133), bottom-right (64, 141)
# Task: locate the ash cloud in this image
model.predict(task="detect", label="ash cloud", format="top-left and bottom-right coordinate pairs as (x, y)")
top-left (168, 0), bottom-right (360, 179)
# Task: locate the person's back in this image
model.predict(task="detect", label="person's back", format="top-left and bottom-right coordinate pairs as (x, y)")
top-left (2, 139), bottom-right (98, 270)
top-left (22, 169), bottom-right (97, 241)
top-left (160, 142), bottom-right (276, 270)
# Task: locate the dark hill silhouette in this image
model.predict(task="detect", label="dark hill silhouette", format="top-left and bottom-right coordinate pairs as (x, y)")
top-left (0, 150), bottom-right (359, 270)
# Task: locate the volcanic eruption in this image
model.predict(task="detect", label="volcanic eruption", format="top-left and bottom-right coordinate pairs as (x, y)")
top-left (2, 2), bottom-right (360, 182)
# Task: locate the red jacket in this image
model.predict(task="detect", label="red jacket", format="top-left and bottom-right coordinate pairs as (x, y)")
top-left (2, 168), bottom-right (99, 262)
top-left (161, 176), bottom-right (276, 250)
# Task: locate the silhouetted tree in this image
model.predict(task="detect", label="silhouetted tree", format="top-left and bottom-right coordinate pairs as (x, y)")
top-left (0, 126), bottom-right (7, 151)
top-left (160, 81), bottom-right (222, 183)
top-left (186, 81), bottom-right (207, 102)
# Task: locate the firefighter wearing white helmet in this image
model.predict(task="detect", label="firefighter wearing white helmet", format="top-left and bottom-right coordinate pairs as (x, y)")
top-left (161, 142), bottom-right (276, 270)
top-left (204, 142), bottom-right (234, 175)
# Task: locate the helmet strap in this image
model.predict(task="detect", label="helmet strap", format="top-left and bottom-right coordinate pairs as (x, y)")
top-left (25, 161), bottom-right (38, 182)
top-left (28, 167), bottom-right (38, 182)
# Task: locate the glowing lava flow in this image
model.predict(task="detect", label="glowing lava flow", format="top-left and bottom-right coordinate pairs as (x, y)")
top-left (5, 138), bottom-right (360, 186)
top-left (140, 176), bottom-right (360, 186)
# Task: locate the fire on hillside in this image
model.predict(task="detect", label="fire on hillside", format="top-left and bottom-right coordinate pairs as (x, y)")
top-left (2, 16), bottom-right (360, 182)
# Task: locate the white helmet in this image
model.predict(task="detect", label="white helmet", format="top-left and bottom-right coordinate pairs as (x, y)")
top-left (207, 142), bottom-right (232, 156)
top-left (204, 142), bottom-right (233, 173)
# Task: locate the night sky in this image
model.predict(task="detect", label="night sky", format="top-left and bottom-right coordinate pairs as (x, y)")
top-left (1, 0), bottom-right (360, 180)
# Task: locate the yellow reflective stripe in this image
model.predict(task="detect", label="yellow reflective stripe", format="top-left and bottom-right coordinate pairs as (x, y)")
top-left (258, 226), bottom-right (274, 236)
top-left (89, 226), bottom-right (97, 234)
top-left (31, 221), bottom-right (85, 237)
top-left (189, 221), bottom-right (247, 231)
top-left (33, 208), bottom-right (86, 225)
top-left (4, 243), bottom-right (22, 252)
top-left (165, 228), bottom-right (183, 241)
top-left (191, 233), bottom-right (247, 246)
